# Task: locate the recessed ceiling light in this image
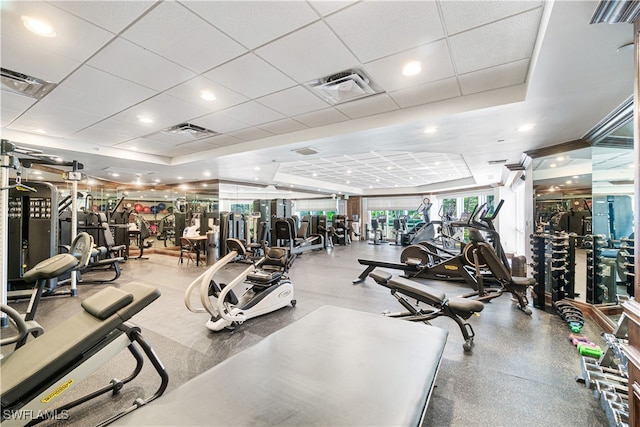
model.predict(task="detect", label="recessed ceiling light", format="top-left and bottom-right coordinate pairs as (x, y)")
top-left (254, 177), bottom-right (259, 181)
top-left (423, 126), bottom-right (438, 134)
top-left (177, 176), bottom-right (183, 180)
top-left (202, 183), bottom-right (208, 187)
top-left (628, 164), bottom-right (635, 168)
top-left (556, 156), bottom-right (565, 161)
top-left (517, 123), bottom-right (535, 132)
top-left (566, 180), bottom-right (572, 184)
top-left (313, 173), bottom-right (318, 177)
top-left (22, 16), bottom-right (56, 37)
top-left (203, 171), bottom-right (211, 177)
top-left (386, 166), bottom-right (392, 170)
top-left (154, 178), bottom-right (161, 183)
top-left (346, 170), bottom-right (352, 174)
top-left (290, 184), bottom-right (294, 188)
top-left (402, 61), bottom-right (422, 76)
top-left (572, 175), bottom-right (579, 179)
top-left (369, 185), bottom-right (373, 189)
top-left (112, 173), bottom-right (120, 177)
top-left (130, 147), bottom-right (138, 151)
top-left (434, 161), bottom-right (441, 166)
top-left (549, 163), bottom-right (557, 168)
top-left (137, 115), bottom-right (153, 124)
top-left (254, 167), bottom-right (260, 171)
top-left (33, 128), bottom-right (47, 134)
top-left (200, 90), bottom-right (216, 101)
top-left (346, 180), bottom-right (350, 184)
top-left (376, 179), bottom-right (380, 182)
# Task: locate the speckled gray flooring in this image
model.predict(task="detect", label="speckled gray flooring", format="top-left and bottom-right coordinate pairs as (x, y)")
top-left (5, 241), bottom-right (608, 426)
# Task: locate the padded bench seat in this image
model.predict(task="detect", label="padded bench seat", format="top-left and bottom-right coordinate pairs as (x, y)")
top-left (1, 282), bottom-right (160, 408)
top-left (115, 305), bottom-right (448, 426)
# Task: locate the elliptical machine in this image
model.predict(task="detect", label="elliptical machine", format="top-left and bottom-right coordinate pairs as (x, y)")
top-left (185, 238), bottom-right (296, 331)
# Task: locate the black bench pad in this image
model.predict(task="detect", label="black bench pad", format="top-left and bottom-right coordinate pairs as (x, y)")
top-left (115, 306), bottom-right (448, 426)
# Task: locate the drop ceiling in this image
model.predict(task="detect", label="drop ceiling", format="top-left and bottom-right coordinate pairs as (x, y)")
top-left (0, 0), bottom-right (634, 197)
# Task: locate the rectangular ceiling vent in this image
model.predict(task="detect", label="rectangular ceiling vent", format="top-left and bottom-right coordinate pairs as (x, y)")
top-left (292, 147), bottom-right (319, 156)
top-left (306, 68), bottom-right (382, 105)
top-left (1, 67), bottom-right (58, 99)
top-left (162, 123), bottom-right (219, 139)
top-left (487, 159), bottom-right (508, 165)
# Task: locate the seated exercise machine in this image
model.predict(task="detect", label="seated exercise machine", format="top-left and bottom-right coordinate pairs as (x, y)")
top-left (368, 270), bottom-right (483, 352)
top-left (113, 305), bottom-right (448, 427)
top-left (185, 238), bottom-right (296, 332)
top-left (1, 282), bottom-right (167, 426)
top-left (368, 217), bottom-right (388, 245)
top-left (272, 218), bottom-right (324, 256)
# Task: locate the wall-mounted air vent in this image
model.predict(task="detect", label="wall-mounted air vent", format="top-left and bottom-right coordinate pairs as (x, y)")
top-left (1, 68), bottom-right (58, 99)
top-left (162, 123), bottom-right (219, 139)
top-left (306, 68), bottom-right (382, 105)
top-left (292, 147), bottom-right (319, 156)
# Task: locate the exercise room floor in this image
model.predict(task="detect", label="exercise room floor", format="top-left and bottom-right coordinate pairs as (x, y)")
top-left (8, 241), bottom-right (608, 426)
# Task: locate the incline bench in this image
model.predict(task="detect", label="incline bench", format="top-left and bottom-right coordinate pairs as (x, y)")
top-left (115, 305), bottom-right (448, 426)
top-left (1, 282), bottom-right (167, 426)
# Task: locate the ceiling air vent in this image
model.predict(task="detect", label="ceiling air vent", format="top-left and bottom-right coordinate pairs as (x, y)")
top-left (1, 68), bottom-right (58, 99)
top-left (488, 159), bottom-right (508, 165)
top-left (306, 68), bottom-right (382, 105)
top-left (162, 123), bottom-right (219, 139)
top-left (292, 147), bottom-right (319, 156)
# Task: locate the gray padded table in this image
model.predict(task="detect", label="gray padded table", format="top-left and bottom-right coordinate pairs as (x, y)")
top-left (115, 305), bottom-right (448, 426)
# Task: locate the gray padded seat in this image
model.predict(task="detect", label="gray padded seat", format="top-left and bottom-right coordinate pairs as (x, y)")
top-left (1, 282), bottom-right (160, 408)
top-left (22, 253), bottom-right (78, 283)
top-left (115, 306), bottom-right (448, 426)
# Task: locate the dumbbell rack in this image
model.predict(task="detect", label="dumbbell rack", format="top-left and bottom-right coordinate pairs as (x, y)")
top-left (530, 231), bottom-right (577, 310)
top-left (619, 236), bottom-right (634, 297)
top-left (530, 233), bottom-right (548, 310)
top-left (585, 234), bottom-right (616, 304)
top-left (577, 314), bottom-right (629, 427)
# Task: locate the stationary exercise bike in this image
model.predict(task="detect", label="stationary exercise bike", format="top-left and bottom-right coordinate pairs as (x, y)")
top-left (185, 238), bottom-right (296, 331)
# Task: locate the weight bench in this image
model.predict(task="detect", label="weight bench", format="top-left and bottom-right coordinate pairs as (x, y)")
top-left (114, 305), bottom-right (448, 426)
top-left (369, 270), bottom-right (484, 352)
top-left (1, 282), bottom-right (168, 426)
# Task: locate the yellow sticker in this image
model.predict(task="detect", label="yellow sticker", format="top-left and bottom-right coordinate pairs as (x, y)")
top-left (41, 379), bottom-right (74, 404)
top-left (444, 265), bottom-right (458, 271)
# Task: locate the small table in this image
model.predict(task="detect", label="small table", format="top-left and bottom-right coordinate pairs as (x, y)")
top-left (184, 235), bottom-right (208, 266)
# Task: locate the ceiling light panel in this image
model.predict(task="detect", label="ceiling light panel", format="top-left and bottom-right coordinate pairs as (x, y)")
top-left (325, 1), bottom-right (444, 63)
top-left (120, 1), bottom-right (246, 73)
top-left (185, 1), bottom-right (319, 50)
top-left (164, 76), bottom-right (248, 110)
top-left (2, 1), bottom-right (113, 62)
top-left (364, 40), bottom-right (454, 92)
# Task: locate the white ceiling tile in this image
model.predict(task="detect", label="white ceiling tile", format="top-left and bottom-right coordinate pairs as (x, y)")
top-left (43, 65), bottom-right (156, 116)
top-left (71, 118), bottom-right (148, 146)
top-left (164, 76), bottom-right (248, 112)
top-left (111, 93), bottom-right (212, 129)
top-left (441, 1), bottom-right (543, 35)
top-left (459, 59), bottom-right (529, 95)
top-left (208, 134), bottom-right (244, 148)
top-left (121, 2), bottom-right (247, 73)
top-left (184, 1), bottom-right (319, 49)
top-left (52, 1), bottom-right (156, 34)
top-left (326, 1), bottom-right (444, 63)
top-left (203, 53), bottom-right (297, 99)
top-left (308, 1), bottom-right (358, 17)
top-left (293, 108), bottom-right (350, 127)
top-left (388, 77), bottom-right (460, 108)
top-left (258, 118), bottom-right (309, 135)
top-left (9, 102), bottom-right (103, 137)
top-left (88, 38), bottom-right (196, 92)
top-left (1, 90), bottom-right (36, 116)
top-left (190, 111), bottom-right (250, 134)
top-left (1, 1), bottom-right (114, 62)
top-left (257, 86), bottom-right (329, 116)
top-left (1, 34), bottom-right (80, 82)
top-left (222, 102), bottom-right (286, 127)
top-left (335, 94), bottom-right (399, 119)
top-left (255, 21), bottom-right (359, 83)
top-left (449, 8), bottom-right (542, 74)
top-left (364, 40), bottom-right (454, 92)
top-left (114, 138), bottom-right (173, 156)
top-left (228, 127), bottom-right (275, 142)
